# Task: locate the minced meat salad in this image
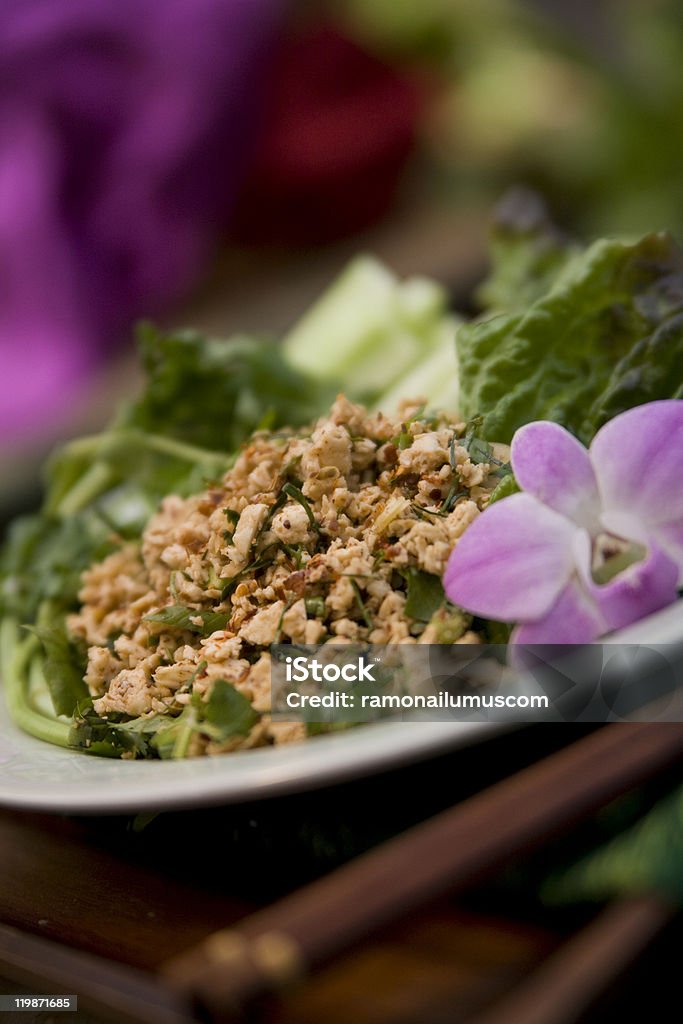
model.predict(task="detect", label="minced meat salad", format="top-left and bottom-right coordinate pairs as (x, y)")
top-left (68, 396), bottom-right (507, 756)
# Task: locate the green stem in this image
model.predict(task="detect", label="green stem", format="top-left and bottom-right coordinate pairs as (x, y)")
top-left (0, 618), bottom-right (71, 749)
top-left (54, 429), bottom-right (231, 517)
top-left (172, 720), bottom-right (195, 759)
top-left (55, 461), bottom-right (115, 517)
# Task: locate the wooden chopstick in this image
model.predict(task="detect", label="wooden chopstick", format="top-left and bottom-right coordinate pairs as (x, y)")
top-left (0, 923), bottom-right (195, 1024)
top-left (469, 894), bottom-right (674, 1024)
top-left (161, 723), bottom-right (683, 1019)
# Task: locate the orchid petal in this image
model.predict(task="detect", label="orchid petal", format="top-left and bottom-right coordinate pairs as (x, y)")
top-left (591, 401), bottom-right (683, 535)
top-left (510, 577), bottom-right (605, 648)
top-left (443, 492), bottom-right (578, 622)
top-left (511, 421), bottom-right (601, 531)
top-left (648, 521), bottom-right (683, 585)
top-left (587, 542), bottom-right (679, 634)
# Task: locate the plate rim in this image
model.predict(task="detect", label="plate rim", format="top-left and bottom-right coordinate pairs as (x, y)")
top-left (1, 597), bottom-right (681, 815)
top-left (0, 715), bottom-right (504, 814)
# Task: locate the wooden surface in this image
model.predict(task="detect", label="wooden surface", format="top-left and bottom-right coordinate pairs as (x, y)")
top-left (0, 725), bottom-right (678, 1022)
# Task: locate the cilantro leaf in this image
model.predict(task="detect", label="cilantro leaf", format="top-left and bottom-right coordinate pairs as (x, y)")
top-left (69, 702), bottom-right (165, 759)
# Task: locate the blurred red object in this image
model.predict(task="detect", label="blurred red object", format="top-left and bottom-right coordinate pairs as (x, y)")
top-left (230, 24), bottom-right (423, 245)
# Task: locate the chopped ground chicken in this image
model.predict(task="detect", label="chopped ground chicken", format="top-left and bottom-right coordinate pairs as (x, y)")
top-left (68, 397), bottom-right (506, 756)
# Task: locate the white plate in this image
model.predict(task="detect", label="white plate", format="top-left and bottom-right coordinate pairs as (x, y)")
top-left (0, 703), bottom-right (502, 814)
top-left (1, 600), bottom-right (680, 815)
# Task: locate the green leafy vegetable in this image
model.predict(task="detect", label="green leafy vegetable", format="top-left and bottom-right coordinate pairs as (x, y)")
top-left (70, 702), bottom-right (165, 759)
top-left (458, 230), bottom-right (683, 444)
top-left (144, 605), bottom-right (229, 636)
top-left (476, 188), bottom-right (579, 313)
top-left (202, 679), bottom-right (260, 741)
top-left (25, 619), bottom-right (89, 718)
top-left (403, 569), bottom-right (446, 622)
top-left (129, 323), bottom-right (332, 452)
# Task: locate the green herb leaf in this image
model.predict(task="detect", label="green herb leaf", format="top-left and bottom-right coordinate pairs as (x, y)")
top-left (350, 580), bottom-right (373, 630)
top-left (130, 323), bottom-right (332, 453)
top-left (487, 474), bottom-right (521, 506)
top-left (403, 569), bottom-right (446, 622)
top-left (221, 544), bottom-right (279, 599)
top-left (70, 701), bottom-right (165, 759)
top-left (25, 622), bottom-right (89, 718)
top-left (282, 482), bottom-right (319, 532)
top-left (203, 679), bottom-right (260, 741)
top-left (223, 509), bottom-right (240, 545)
top-left (144, 605), bottom-right (228, 636)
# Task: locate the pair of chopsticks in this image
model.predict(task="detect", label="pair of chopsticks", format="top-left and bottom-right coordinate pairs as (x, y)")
top-left (0, 721), bottom-right (680, 1023)
top-left (162, 721), bottom-right (683, 1021)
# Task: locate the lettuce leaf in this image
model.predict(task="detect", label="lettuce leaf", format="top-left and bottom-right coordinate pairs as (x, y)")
top-left (458, 230), bottom-right (683, 444)
top-left (476, 189), bottom-right (579, 313)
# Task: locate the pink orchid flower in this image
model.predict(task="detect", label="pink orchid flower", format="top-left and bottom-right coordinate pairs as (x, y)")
top-left (443, 401), bottom-right (683, 646)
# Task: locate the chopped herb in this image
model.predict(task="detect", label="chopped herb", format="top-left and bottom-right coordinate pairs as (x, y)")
top-left (221, 544), bottom-right (279, 599)
top-left (223, 508), bottom-right (240, 544)
top-left (70, 701), bottom-right (166, 759)
top-left (411, 502), bottom-right (445, 520)
top-left (281, 543), bottom-right (305, 568)
top-left (206, 564), bottom-right (222, 590)
top-left (372, 549), bottom-right (388, 570)
top-left (275, 597), bottom-right (297, 642)
top-left (350, 580), bottom-right (373, 630)
top-left (392, 404), bottom-right (428, 449)
top-left (448, 432), bottom-right (459, 472)
top-left (440, 485), bottom-right (469, 514)
top-left (144, 604), bottom-right (228, 636)
top-left (282, 481), bottom-right (319, 532)
top-left (180, 659), bottom-right (208, 693)
top-left (305, 596), bottom-right (326, 618)
top-left (488, 473), bottom-right (521, 506)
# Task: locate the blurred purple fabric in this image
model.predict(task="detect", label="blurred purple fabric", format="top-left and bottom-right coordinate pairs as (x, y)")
top-left (0, 0), bottom-right (284, 444)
